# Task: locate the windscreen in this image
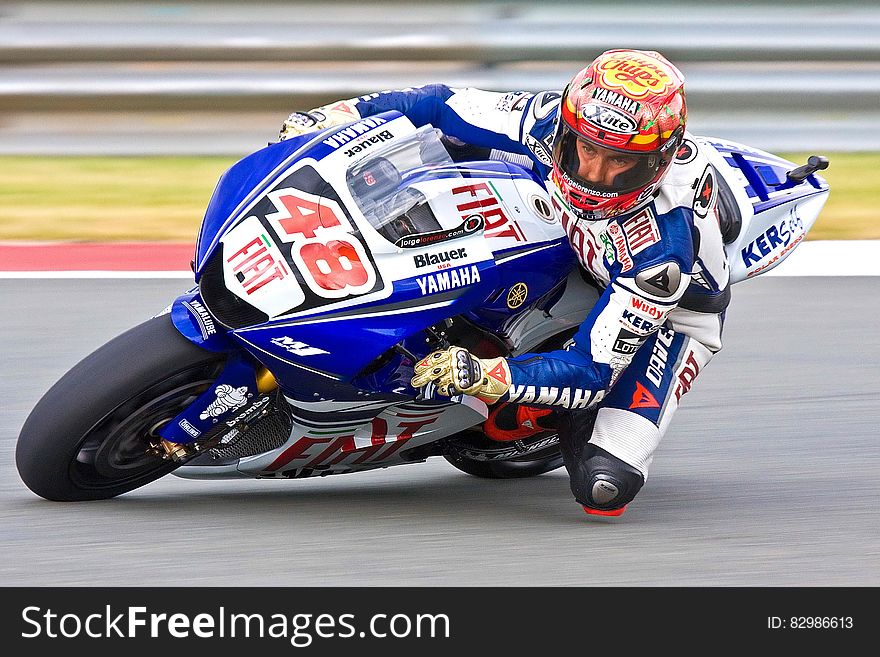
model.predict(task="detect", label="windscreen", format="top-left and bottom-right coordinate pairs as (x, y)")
top-left (345, 126), bottom-right (462, 243)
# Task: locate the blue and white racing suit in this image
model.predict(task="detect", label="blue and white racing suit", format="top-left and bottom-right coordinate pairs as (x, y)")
top-left (293, 84), bottom-right (731, 511)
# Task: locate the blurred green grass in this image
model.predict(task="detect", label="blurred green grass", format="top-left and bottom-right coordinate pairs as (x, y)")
top-left (0, 153), bottom-right (876, 241)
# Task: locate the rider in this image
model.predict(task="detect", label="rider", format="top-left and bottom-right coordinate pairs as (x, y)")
top-left (277, 49), bottom-right (729, 516)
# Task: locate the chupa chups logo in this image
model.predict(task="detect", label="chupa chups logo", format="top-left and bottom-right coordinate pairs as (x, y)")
top-left (395, 215), bottom-right (483, 249)
top-left (597, 53), bottom-right (674, 99)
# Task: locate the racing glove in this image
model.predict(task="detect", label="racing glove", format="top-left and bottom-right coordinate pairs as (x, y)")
top-left (278, 103), bottom-right (359, 141)
top-left (411, 347), bottom-right (512, 404)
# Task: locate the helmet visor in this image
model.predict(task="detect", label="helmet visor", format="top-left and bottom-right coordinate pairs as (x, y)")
top-left (552, 123), bottom-right (664, 198)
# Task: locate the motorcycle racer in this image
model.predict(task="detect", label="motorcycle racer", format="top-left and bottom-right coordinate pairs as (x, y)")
top-left (278, 49), bottom-right (729, 517)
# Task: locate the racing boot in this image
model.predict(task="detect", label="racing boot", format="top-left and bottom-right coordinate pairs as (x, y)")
top-left (482, 402), bottom-right (559, 442)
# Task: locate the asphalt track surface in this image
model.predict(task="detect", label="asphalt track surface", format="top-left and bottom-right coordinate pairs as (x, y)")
top-left (1, 277), bottom-right (878, 587)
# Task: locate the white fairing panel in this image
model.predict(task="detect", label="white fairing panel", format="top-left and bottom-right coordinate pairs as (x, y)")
top-left (699, 136), bottom-right (830, 284)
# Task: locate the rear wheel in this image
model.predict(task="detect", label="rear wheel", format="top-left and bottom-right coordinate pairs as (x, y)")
top-left (15, 314), bottom-right (227, 501)
top-left (443, 430), bottom-right (564, 479)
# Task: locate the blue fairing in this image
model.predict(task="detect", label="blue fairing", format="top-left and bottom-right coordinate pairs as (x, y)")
top-left (170, 289), bottom-right (237, 352)
top-left (230, 259), bottom-right (500, 390)
top-left (705, 138), bottom-right (830, 214)
top-left (157, 354), bottom-right (259, 444)
top-left (194, 111), bottom-right (405, 274)
top-left (181, 112), bottom-right (577, 405)
top-left (467, 237), bottom-right (576, 332)
top-left (194, 134), bottom-right (313, 274)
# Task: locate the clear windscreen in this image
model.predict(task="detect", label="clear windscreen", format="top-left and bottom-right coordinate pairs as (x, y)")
top-left (345, 126), bottom-right (462, 243)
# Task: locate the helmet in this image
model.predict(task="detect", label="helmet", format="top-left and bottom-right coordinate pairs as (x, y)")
top-left (551, 49), bottom-right (687, 220)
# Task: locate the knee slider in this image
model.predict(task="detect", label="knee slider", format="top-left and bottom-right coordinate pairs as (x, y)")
top-left (569, 444), bottom-right (644, 512)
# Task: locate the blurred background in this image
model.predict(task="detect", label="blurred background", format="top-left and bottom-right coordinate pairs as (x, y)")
top-left (1, 0), bottom-right (878, 239)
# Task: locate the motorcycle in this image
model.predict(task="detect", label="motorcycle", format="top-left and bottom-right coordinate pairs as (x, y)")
top-left (15, 111), bottom-right (830, 501)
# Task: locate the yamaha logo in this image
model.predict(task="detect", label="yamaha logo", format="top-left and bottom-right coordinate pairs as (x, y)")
top-left (506, 282), bottom-right (528, 309)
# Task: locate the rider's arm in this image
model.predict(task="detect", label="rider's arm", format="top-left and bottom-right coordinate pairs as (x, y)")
top-left (504, 216), bottom-right (696, 409)
top-left (280, 84), bottom-right (554, 165)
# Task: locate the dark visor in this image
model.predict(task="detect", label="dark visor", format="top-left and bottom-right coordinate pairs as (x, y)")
top-left (552, 123), bottom-right (662, 196)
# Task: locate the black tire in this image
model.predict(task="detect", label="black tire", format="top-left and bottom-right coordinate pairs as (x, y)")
top-left (15, 314), bottom-right (227, 501)
top-left (443, 431), bottom-right (564, 479)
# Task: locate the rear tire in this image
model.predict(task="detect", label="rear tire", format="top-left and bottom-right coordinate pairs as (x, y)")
top-left (15, 314), bottom-right (227, 501)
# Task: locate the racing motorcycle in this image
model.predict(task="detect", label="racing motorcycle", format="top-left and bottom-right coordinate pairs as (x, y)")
top-left (15, 111), bottom-right (830, 501)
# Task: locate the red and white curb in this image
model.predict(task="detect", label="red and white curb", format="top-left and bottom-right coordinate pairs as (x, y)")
top-left (0, 242), bottom-right (195, 278)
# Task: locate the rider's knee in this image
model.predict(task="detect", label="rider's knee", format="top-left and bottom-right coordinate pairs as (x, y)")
top-left (567, 443), bottom-right (644, 514)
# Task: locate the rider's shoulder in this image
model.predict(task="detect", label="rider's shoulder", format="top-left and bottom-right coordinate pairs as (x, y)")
top-left (654, 134), bottom-right (714, 216)
top-left (618, 204), bottom-right (694, 274)
top-left (521, 90), bottom-right (564, 129)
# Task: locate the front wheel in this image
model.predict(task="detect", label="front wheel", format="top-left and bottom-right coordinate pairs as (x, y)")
top-left (15, 314), bottom-right (227, 501)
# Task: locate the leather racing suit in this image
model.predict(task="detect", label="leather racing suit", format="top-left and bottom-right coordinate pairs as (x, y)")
top-left (288, 84), bottom-right (730, 513)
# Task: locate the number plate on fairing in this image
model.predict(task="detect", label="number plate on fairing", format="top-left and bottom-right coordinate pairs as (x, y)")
top-left (220, 161), bottom-right (385, 320)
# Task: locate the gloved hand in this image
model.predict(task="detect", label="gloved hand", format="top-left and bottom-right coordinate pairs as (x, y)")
top-left (278, 102), bottom-right (359, 142)
top-left (278, 112), bottom-right (325, 141)
top-left (411, 347), bottom-right (512, 404)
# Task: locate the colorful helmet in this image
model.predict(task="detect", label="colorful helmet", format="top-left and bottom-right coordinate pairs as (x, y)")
top-left (551, 49), bottom-right (687, 220)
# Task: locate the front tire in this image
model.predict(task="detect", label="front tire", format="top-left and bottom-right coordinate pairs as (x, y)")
top-left (15, 314), bottom-right (227, 501)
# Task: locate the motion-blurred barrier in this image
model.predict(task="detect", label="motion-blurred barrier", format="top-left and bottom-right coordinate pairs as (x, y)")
top-left (4, 1), bottom-right (880, 65)
top-left (1, 1), bottom-right (876, 153)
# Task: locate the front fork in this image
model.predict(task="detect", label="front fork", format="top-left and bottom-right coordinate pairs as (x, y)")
top-left (149, 289), bottom-right (280, 462)
top-left (150, 359), bottom-right (279, 462)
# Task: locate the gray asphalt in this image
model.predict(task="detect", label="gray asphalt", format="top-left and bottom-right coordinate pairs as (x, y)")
top-left (1, 277), bottom-right (878, 586)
